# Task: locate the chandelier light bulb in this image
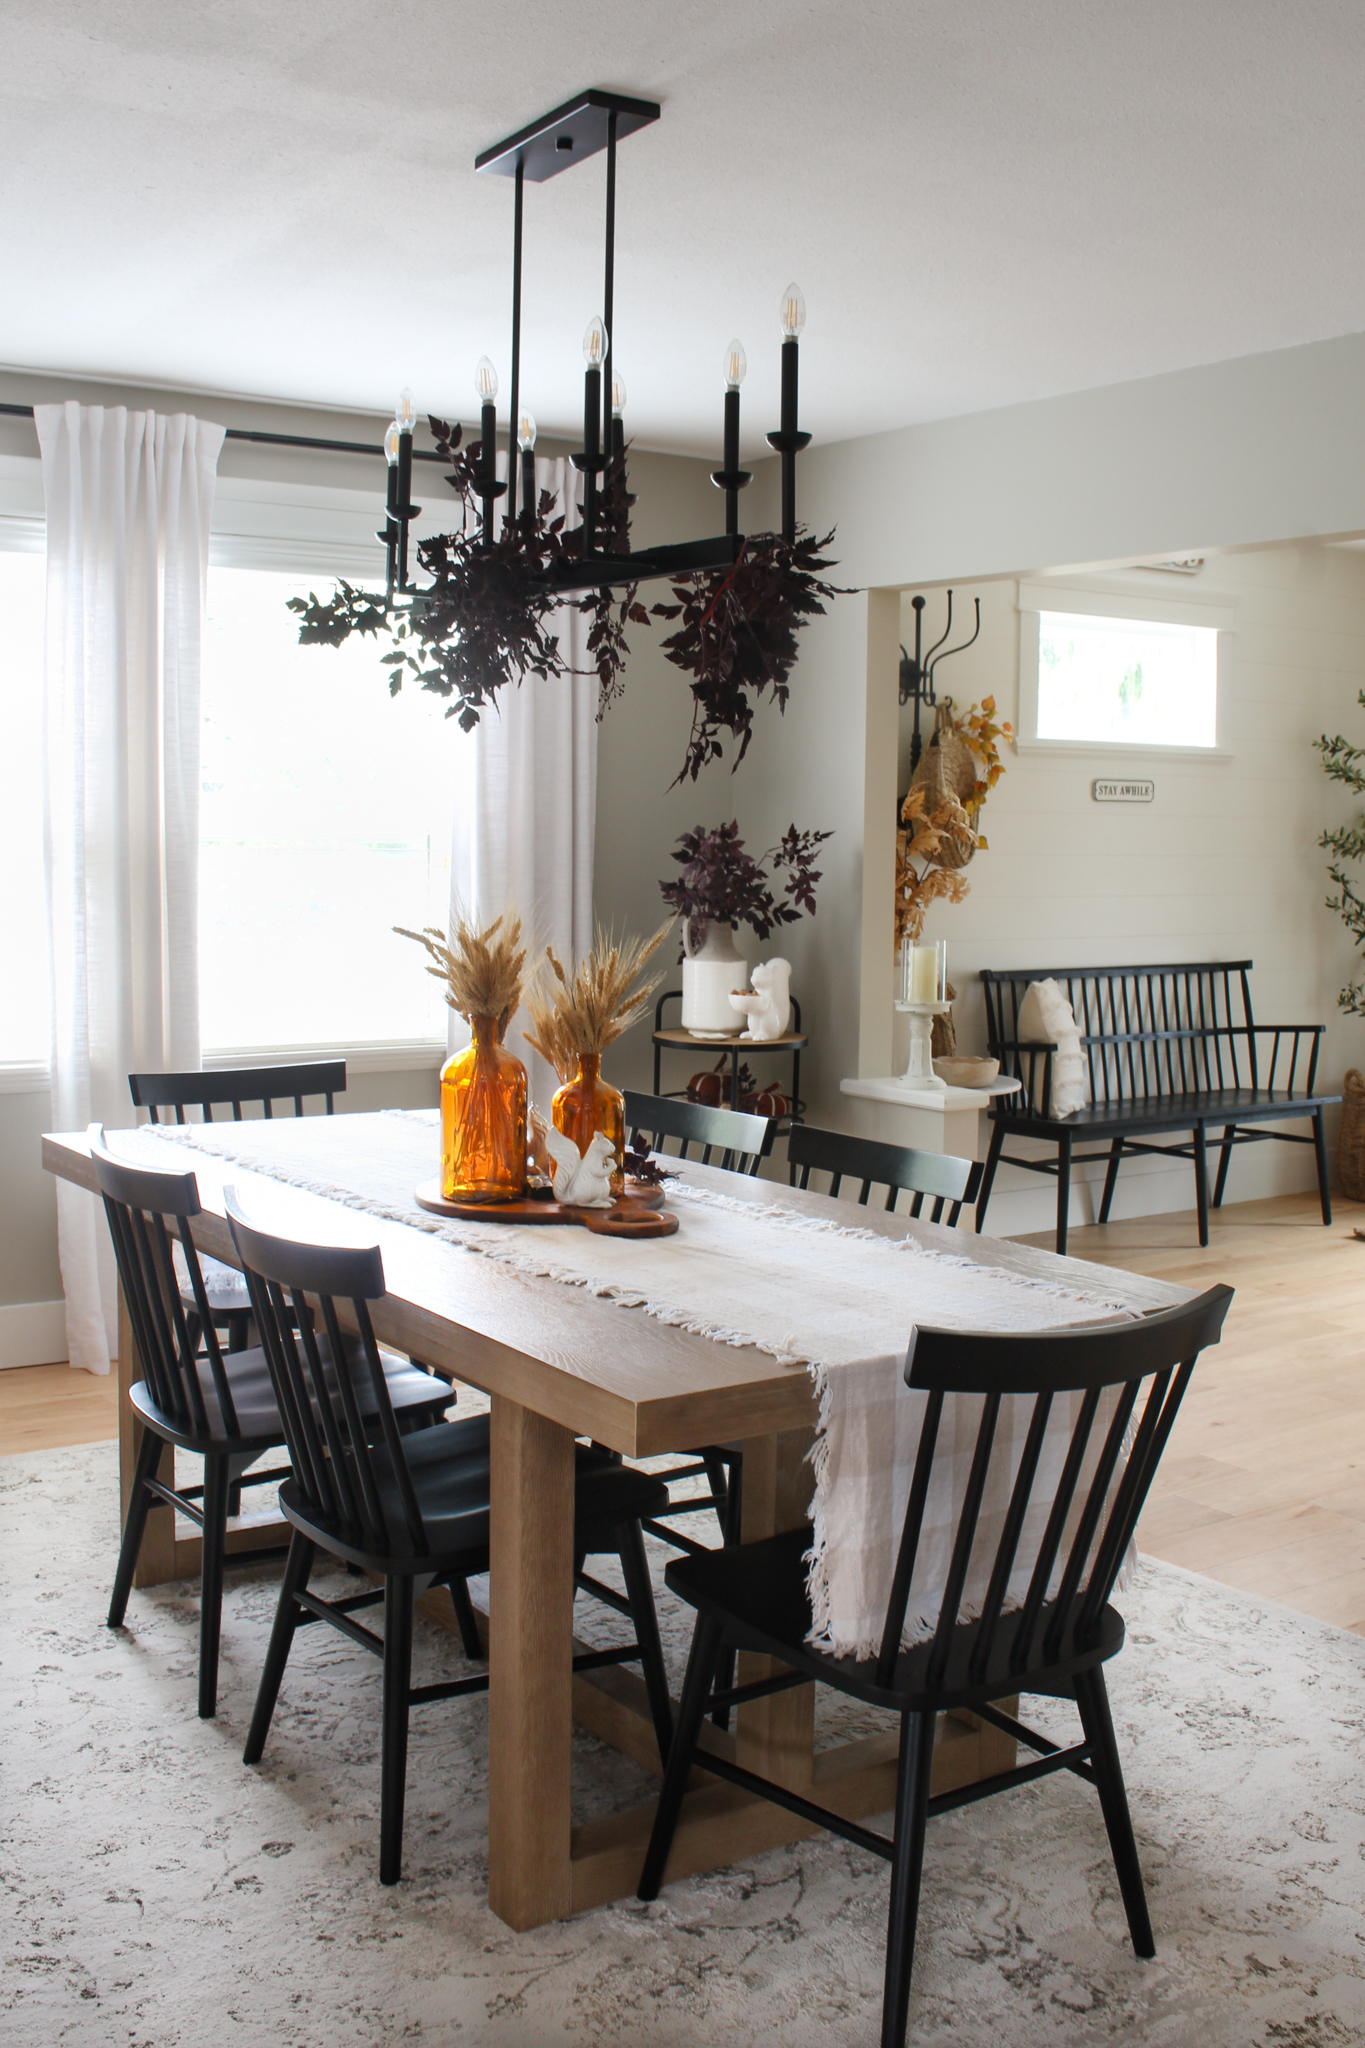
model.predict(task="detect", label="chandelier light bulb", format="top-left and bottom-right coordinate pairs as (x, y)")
top-left (582, 316), bottom-right (608, 370)
top-left (723, 339), bottom-right (747, 389)
top-left (474, 356), bottom-right (498, 404)
top-left (779, 283), bottom-right (806, 339)
top-left (611, 372), bottom-right (627, 418)
top-left (395, 387), bottom-right (417, 432)
top-left (517, 408), bottom-right (537, 451)
top-left (384, 420), bottom-right (401, 465)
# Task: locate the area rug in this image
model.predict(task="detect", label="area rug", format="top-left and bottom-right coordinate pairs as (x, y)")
top-left (2, 1439), bottom-right (1364, 2047)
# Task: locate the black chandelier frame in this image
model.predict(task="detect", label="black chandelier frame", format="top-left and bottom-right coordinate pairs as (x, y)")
top-left (379, 88), bottom-right (810, 604)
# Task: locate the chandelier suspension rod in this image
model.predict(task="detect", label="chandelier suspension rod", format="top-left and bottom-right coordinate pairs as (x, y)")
top-left (602, 107), bottom-right (617, 466)
top-left (506, 158), bottom-right (524, 527)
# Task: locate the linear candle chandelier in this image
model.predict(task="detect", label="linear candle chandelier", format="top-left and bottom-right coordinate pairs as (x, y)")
top-left (292, 87), bottom-right (842, 786)
top-left (377, 88), bottom-right (809, 597)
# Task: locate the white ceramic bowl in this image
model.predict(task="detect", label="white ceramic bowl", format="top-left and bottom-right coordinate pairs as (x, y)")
top-left (932, 1056), bottom-right (1000, 1089)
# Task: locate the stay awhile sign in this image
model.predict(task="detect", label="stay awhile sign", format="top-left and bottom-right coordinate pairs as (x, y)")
top-left (1092, 778), bottom-right (1154, 803)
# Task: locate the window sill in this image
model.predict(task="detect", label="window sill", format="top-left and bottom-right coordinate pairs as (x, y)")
top-left (1015, 738), bottom-right (1234, 764)
top-left (1, 1041), bottom-right (447, 1099)
top-left (204, 1039), bottom-right (447, 1076)
top-left (0, 1062), bottom-right (48, 1096)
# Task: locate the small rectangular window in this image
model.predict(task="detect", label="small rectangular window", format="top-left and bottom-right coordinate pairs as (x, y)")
top-left (1018, 584), bottom-right (1231, 754)
top-left (1037, 609), bottom-right (1218, 747)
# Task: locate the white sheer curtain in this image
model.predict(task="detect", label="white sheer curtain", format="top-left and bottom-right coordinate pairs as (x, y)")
top-left (38, 402), bottom-right (224, 1373)
top-left (449, 453), bottom-right (598, 1113)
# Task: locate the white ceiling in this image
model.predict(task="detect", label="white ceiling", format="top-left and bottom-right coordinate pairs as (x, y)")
top-left (4, 1), bottom-right (1365, 456)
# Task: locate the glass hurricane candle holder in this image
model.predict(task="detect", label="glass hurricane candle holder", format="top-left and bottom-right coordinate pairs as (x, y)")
top-left (441, 1013), bottom-right (528, 1202)
top-left (551, 1054), bottom-right (626, 1198)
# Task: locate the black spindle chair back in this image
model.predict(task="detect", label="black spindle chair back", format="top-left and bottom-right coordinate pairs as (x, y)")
top-left (129, 1058), bottom-right (346, 1123)
top-left (788, 1124), bottom-right (983, 1229)
top-left (623, 1090), bottom-right (773, 1175)
top-left (90, 1129), bottom-right (240, 1438)
top-left (224, 1196), bottom-right (426, 1560)
top-left (875, 1284), bottom-right (1234, 1692)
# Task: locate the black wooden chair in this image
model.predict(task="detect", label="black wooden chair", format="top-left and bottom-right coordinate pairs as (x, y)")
top-left (224, 1191), bottom-right (676, 1886)
top-left (787, 1125), bottom-right (983, 1229)
top-left (620, 1091), bottom-right (775, 1557)
top-left (639, 1283), bottom-right (1235, 2048)
top-left (129, 1061), bottom-right (347, 1357)
top-left (92, 1129), bottom-right (450, 1719)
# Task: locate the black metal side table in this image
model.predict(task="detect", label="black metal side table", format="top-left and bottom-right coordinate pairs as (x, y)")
top-left (650, 991), bottom-right (807, 1139)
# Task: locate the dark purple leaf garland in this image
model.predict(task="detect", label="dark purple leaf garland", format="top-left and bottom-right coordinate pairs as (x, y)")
top-left (651, 527), bottom-right (847, 785)
top-left (286, 428), bottom-right (845, 781)
top-left (660, 819), bottom-right (833, 952)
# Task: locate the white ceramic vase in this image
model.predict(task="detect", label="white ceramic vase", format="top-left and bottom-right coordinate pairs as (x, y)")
top-left (681, 921), bottom-right (747, 1037)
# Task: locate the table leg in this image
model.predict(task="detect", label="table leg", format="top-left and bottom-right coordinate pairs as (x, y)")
top-left (487, 1393), bottom-right (576, 1929)
top-left (735, 1427), bottom-right (816, 1788)
top-left (117, 1278), bottom-right (176, 1588)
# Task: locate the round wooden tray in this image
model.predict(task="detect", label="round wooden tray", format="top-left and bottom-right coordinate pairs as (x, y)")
top-left (414, 1179), bottom-right (677, 1238)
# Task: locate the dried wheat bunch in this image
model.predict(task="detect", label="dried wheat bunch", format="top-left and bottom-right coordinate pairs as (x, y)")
top-left (524, 919), bottom-right (673, 1076)
top-left (394, 911), bottom-right (527, 1036)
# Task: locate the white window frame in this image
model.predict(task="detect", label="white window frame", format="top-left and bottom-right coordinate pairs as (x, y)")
top-left (200, 523), bottom-right (452, 1069)
top-left (1016, 582), bottom-right (1235, 762)
top-left (0, 495), bottom-right (50, 1094)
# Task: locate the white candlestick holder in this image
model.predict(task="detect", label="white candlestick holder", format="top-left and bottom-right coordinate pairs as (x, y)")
top-left (892, 999), bottom-right (951, 1090)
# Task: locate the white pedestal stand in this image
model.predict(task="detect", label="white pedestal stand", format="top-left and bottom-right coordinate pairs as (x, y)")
top-left (894, 1000), bottom-right (951, 1091)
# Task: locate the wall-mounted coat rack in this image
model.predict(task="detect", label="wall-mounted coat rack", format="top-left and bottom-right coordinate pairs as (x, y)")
top-left (899, 590), bottom-right (981, 770)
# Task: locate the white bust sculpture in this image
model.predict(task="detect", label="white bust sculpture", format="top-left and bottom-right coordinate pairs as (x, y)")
top-left (728, 957), bottom-right (792, 1042)
top-left (543, 1125), bottom-right (617, 1207)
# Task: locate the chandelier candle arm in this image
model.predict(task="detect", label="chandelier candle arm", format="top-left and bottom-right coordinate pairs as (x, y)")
top-left (766, 285), bottom-right (812, 545)
top-left (711, 341), bottom-right (752, 540)
top-left (380, 421), bottom-right (401, 601)
top-left (602, 108), bottom-right (617, 461)
top-left (517, 409), bottom-right (537, 527)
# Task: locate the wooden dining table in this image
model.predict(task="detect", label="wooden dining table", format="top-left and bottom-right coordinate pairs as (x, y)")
top-left (43, 1121), bottom-right (1188, 1933)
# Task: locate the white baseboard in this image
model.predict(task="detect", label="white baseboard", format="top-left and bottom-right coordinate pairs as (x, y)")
top-left (0, 1299), bottom-right (68, 1369)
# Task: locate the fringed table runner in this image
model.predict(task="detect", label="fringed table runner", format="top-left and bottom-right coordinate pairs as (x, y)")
top-left (124, 1111), bottom-right (1139, 1658)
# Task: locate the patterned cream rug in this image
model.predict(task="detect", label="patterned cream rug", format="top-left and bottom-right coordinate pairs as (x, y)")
top-left (3, 1438), bottom-right (1364, 2047)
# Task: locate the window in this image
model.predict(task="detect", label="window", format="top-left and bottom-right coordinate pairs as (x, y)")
top-left (200, 567), bottom-right (456, 1053)
top-left (1018, 584), bottom-right (1231, 752)
top-left (0, 545), bottom-right (48, 1068)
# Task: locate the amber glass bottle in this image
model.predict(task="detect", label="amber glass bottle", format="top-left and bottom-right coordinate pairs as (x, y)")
top-left (551, 1053), bottom-right (625, 1197)
top-left (440, 1013), bottom-right (528, 1202)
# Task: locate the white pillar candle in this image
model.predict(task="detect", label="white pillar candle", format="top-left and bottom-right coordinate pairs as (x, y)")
top-left (909, 944), bottom-right (939, 1002)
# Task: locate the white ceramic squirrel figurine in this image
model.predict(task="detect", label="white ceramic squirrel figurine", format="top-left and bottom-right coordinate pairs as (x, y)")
top-left (728, 957), bottom-right (792, 1042)
top-left (543, 1126), bottom-right (617, 1207)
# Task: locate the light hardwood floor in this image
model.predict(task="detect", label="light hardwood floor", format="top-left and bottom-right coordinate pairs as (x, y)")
top-left (4, 1190), bottom-right (1362, 1630)
top-left (0, 1357), bottom-right (120, 1454)
top-left (1016, 1189), bottom-right (1365, 1634)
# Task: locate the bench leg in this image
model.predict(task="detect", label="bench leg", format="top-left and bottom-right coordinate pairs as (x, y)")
top-left (1313, 1108), bottom-right (1333, 1225)
top-left (1212, 1123), bottom-right (1235, 1209)
top-left (975, 1121), bottom-right (1005, 1235)
top-left (1055, 1130), bottom-right (1072, 1256)
top-left (1098, 1138), bottom-right (1124, 1225)
top-left (1193, 1123), bottom-right (1210, 1247)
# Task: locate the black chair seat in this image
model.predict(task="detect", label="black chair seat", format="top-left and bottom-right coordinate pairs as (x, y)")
top-left (276, 1422), bottom-right (671, 1575)
top-left (666, 1525), bottom-right (1125, 1714)
top-left (127, 1334), bottom-right (449, 1450)
top-left (998, 1084), bottom-right (1335, 1139)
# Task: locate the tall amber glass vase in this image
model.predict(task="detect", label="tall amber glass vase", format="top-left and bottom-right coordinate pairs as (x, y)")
top-left (441, 1014), bottom-right (527, 1202)
top-left (551, 1054), bottom-right (625, 1197)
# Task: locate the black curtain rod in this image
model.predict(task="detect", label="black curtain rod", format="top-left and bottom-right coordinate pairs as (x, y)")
top-left (0, 401), bottom-right (450, 463)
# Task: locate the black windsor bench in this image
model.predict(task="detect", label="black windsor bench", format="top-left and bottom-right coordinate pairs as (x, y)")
top-left (978, 961), bottom-right (1337, 1253)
